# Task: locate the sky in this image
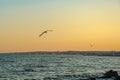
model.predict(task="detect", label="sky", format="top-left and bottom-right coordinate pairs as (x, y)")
top-left (0, 0), bottom-right (120, 52)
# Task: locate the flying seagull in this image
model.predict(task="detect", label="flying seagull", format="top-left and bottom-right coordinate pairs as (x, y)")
top-left (89, 43), bottom-right (94, 48)
top-left (39, 30), bottom-right (53, 37)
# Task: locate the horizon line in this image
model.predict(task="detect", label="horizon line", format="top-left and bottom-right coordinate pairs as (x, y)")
top-left (0, 50), bottom-right (120, 54)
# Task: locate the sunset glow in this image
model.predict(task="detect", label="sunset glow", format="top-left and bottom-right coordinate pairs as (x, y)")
top-left (0, 0), bottom-right (120, 52)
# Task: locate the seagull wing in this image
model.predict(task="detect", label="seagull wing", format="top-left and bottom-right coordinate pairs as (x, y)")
top-left (39, 30), bottom-right (53, 37)
top-left (39, 31), bottom-right (46, 37)
top-left (47, 30), bottom-right (53, 32)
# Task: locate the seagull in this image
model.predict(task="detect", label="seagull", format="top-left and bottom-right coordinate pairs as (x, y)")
top-left (39, 30), bottom-right (53, 37)
top-left (89, 43), bottom-right (94, 48)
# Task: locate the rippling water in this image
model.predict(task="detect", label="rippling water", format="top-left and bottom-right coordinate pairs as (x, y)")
top-left (0, 53), bottom-right (120, 80)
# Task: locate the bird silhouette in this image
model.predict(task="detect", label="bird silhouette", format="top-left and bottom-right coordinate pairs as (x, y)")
top-left (39, 30), bottom-right (53, 37)
top-left (89, 43), bottom-right (94, 48)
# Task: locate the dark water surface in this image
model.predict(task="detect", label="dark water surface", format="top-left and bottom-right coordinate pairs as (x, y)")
top-left (0, 53), bottom-right (120, 80)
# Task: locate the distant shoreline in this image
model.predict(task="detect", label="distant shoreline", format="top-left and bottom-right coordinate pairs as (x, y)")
top-left (0, 51), bottom-right (120, 56)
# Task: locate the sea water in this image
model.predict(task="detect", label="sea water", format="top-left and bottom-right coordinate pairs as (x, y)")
top-left (0, 53), bottom-right (120, 80)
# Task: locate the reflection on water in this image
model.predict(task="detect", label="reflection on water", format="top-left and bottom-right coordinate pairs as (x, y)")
top-left (0, 53), bottom-right (120, 80)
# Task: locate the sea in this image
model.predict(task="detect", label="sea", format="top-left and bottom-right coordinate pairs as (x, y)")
top-left (0, 52), bottom-right (120, 80)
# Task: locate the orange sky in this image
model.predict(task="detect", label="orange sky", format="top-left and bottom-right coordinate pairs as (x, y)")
top-left (0, 0), bottom-right (120, 52)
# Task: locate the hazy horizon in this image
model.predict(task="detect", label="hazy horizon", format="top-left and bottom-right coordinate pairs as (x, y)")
top-left (0, 0), bottom-right (120, 53)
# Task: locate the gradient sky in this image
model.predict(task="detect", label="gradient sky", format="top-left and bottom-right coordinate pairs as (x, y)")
top-left (0, 0), bottom-right (120, 52)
